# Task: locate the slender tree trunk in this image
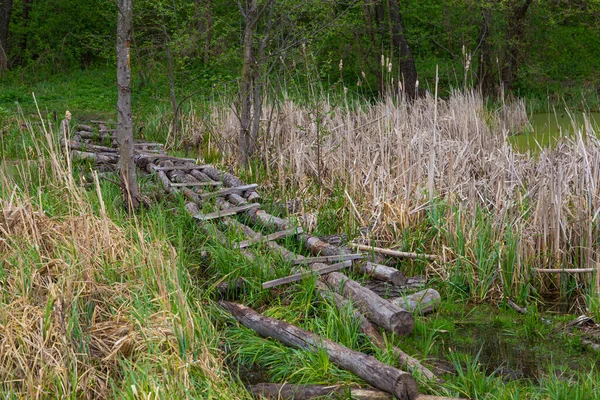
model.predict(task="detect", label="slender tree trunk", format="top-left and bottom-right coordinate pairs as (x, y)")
top-left (0, 0), bottom-right (13, 70)
top-left (18, 0), bottom-right (32, 54)
top-left (388, 0), bottom-right (419, 100)
top-left (477, 5), bottom-right (495, 97)
top-left (204, 0), bottom-right (213, 64)
top-left (162, 22), bottom-right (179, 146)
top-left (238, 0), bottom-right (258, 167)
top-left (501, 0), bottom-right (533, 92)
top-left (117, 0), bottom-right (142, 212)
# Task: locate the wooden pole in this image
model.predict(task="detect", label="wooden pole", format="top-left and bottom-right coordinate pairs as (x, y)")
top-left (352, 244), bottom-right (439, 261)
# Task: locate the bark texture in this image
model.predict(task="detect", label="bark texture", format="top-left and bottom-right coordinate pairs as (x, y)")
top-left (220, 301), bottom-right (419, 400)
top-left (117, 0), bottom-right (142, 211)
top-left (324, 271), bottom-right (414, 336)
top-left (389, 0), bottom-right (419, 100)
top-left (0, 0), bottom-right (12, 70)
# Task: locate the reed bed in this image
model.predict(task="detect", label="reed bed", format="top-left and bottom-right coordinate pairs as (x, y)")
top-left (197, 91), bottom-right (599, 301)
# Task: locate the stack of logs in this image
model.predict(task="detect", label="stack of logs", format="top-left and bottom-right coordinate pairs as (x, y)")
top-left (65, 121), bottom-right (457, 400)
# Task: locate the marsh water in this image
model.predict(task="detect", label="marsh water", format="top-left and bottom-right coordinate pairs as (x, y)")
top-left (510, 112), bottom-right (600, 151)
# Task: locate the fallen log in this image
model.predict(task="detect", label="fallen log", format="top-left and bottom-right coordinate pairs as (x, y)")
top-left (366, 277), bottom-right (426, 298)
top-left (201, 165), bottom-right (260, 202)
top-left (70, 150), bottom-right (118, 164)
top-left (184, 202), bottom-right (255, 257)
top-left (324, 272), bottom-right (414, 336)
top-left (220, 301), bottom-right (418, 400)
top-left (262, 261), bottom-right (352, 289)
top-left (292, 254), bottom-right (363, 265)
top-left (237, 227), bottom-right (303, 249)
top-left (62, 139), bottom-right (118, 153)
top-left (315, 282), bottom-right (436, 381)
top-left (352, 244), bottom-right (439, 261)
top-left (359, 262), bottom-right (407, 286)
top-left (506, 298), bottom-right (527, 314)
top-left (218, 204), bottom-right (302, 263)
top-left (247, 383), bottom-right (392, 399)
top-left (227, 193), bottom-right (289, 231)
top-left (390, 289), bottom-right (441, 315)
top-left (74, 124), bottom-right (93, 132)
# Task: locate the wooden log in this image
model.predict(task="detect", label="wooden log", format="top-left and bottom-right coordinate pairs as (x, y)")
top-left (247, 383), bottom-right (392, 399)
top-left (201, 165), bottom-right (260, 202)
top-left (324, 272), bottom-right (414, 336)
top-left (534, 268), bottom-right (595, 273)
top-left (315, 282), bottom-right (437, 381)
top-left (70, 150), bottom-right (118, 164)
top-left (153, 164), bottom-right (211, 171)
top-left (300, 234), bottom-right (353, 257)
top-left (193, 203), bottom-right (261, 221)
top-left (74, 124), bottom-right (93, 132)
top-left (185, 202), bottom-right (257, 263)
top-left (218, 204), bottom-right (302, 262)
top-left (366, 277), bottom-right (426, 298)
top-left (359, 262), bottom-right (407, 286)
top-left (200, 184), bottom-right (259, 200)
top-left (220, 301), bottom-right (418, 400)
top-left (227, 193), bottom-right (289, 231)
top-left (352, 244), bottom-right (439, 261)
top-left (169, 181), bottom-right (222, 187)
top-left (292, 254), bottom-right (363, 265)
top-left (76, 131), bottom-right (114, 141)
top-left (237, 227), bottom-right (303, 249)
top-left (390, 289), bottom-right (441, 315)
top-left (262, 261), bottom-right (352, 289)
top-left (63, 139), bottom-right (118, 153)
top-left (506, 298), bottom-right (527, 314)
top-left (188, 168), bottom-right (214, 183)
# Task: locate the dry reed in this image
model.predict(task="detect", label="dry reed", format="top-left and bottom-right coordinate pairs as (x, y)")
top-left (0, 121), bottom-right (243, 398)
top-left (196, 90), bottom-right (599, 298)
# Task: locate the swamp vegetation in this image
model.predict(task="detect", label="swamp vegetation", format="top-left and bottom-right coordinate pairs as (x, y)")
top-left (2, 0), bottom-right (600, 399)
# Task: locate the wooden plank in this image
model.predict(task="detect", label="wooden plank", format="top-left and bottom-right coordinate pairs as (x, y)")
top-left (292, 253), bottom-right (363, 265)
top-left (169, 181), bottom-right (222, 187)
top-left (352, 244), bottom-right (439, 261)
top-left (193, 203), bottom-right (260, 221)
top-left (199, 184), bottom-right (259, 200)
top-left (262, 261), bottom-right (351, 289)
top-left (236, 227), bottom-right (303, 249)
top-left (153, 164), bottom-right (210, 171)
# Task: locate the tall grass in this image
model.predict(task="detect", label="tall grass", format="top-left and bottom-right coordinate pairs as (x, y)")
top-left (0, 119), bottom-right (247, 398)
top-left (190, 90), bottom-right (599, 301)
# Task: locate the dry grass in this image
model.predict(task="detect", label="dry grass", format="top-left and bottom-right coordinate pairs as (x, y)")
top-left (197, 90), bottom-right (599, 299)
top-left (0, 122), bottom-right (245, 398)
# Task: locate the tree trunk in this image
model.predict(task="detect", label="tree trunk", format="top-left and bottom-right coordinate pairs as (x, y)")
top-left (0, 0), bottom-right (13, 70)
top-left (477, 4), bottom-right (495, 97)
top-left (501, 0), bottom-right (533, 92)
top-left (18, 0), bottom-right (32, 54)
top-left (389, 0), bottom-right (419, 100)
top-left (117, 0), bottom-right (142, 212)
top-left (220, 301), bottom-right (419, 400)
top-left (238, 0), bottom-right (258, 167)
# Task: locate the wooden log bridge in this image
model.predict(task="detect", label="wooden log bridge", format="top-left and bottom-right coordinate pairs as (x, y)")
top-left (220, 301), bottom-right (419, 400)
top-left (64, 119), bottom-right (449, 399)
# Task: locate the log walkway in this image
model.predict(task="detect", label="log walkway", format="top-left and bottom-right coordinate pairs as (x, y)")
top-left (65, 121), bottom-right (454, 400)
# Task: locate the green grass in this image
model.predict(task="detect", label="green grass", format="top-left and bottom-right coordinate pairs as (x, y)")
top-left (4, 73), bottom-right (600, 399)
